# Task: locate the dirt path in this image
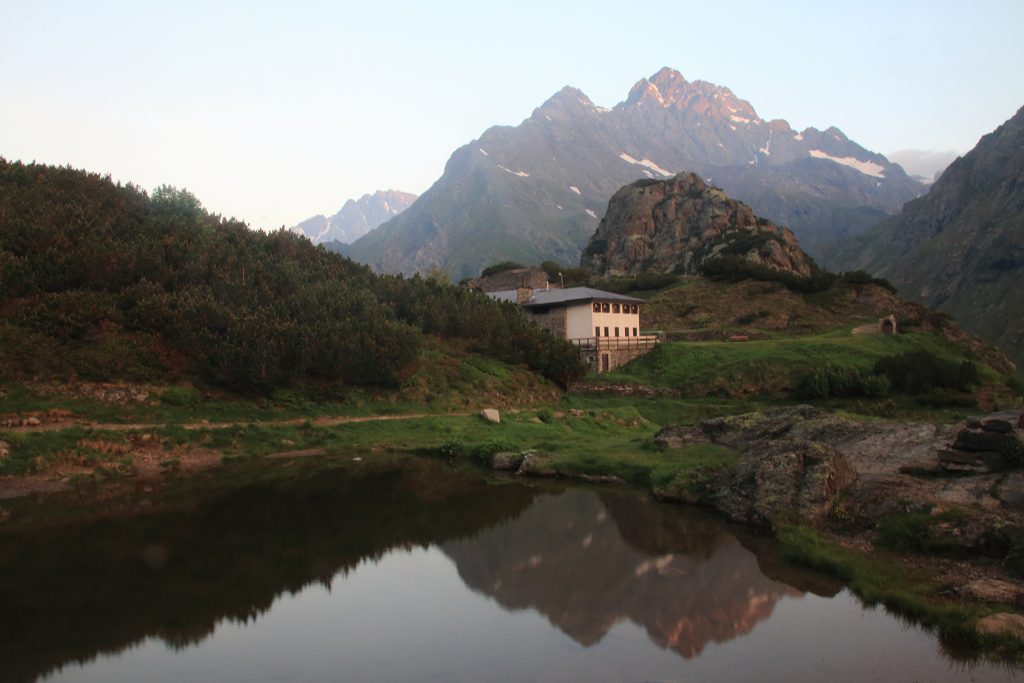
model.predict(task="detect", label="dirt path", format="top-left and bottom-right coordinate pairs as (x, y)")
top-left (2, 411), bottom-right (461, 434)
top-left (0, 411), bottom-right (475, 501)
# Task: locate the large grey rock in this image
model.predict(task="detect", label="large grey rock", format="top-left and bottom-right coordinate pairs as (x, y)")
top-left (479, 409), bottom-right (501, 424)
top-left (700, 405), bottom-right (829, 448)
top-left (516, 452), bottom-right (557, 477)
top-left (715, 441), bottom-right (856, 527)
top-left (491, 451), bottom-right (523, 471)
top-left (653, 425), bottom-right (710, 450)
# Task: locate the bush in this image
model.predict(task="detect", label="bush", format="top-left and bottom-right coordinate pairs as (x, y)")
top-left (592, 273), bottom-right (678, 294)
top-left (468, 439), bottom-right (519, 464)
top-left (874, 350), bottom-right (979, 393)
top-left (480, 261), bottom-right (525, 277)
top-left (837, 270), bottom-right (897, 293)
top-left (794, 364), bottom-right (886, 400)
top-left (700, 255), bottom-right (836, 293)
top-left (159, 386), bottom-right (202, 407)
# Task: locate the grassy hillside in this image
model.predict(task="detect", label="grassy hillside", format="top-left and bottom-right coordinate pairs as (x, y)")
top-left (587, 275), bottom-right (1021, 415)
top-left (0, 159), bottom-right (586, 393)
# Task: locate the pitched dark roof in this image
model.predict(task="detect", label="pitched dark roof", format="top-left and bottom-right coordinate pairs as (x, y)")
top-left (521, 287), bottom-right (645, 307)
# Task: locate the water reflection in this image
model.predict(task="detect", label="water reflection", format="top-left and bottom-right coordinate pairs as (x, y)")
top-left (0, 460), bottom-right (1017, 683)
top-left (0, 458), bottom-right (536, 683)
top-left (444, 489), bottom-right (802, 658)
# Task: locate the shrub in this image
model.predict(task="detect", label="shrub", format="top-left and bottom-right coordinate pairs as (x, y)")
top-left (480, 261), bottom-right (525, 278)
top-left (468, 439), bottom-right (519, 464)
top-left (159, 386), bottom-right (202, 407)
top-left (700, 255), bottom-right (836, 293)
top-left (874, 350), bottom-right (979, 393)
top-left (837, 270), bottom-right (897, 293)
top-left (592, 273), bottom-right (678, 294)
top-left (438, 440), bottom-right (464, 459)
top-left (794, 364), bottom-right (885, 400)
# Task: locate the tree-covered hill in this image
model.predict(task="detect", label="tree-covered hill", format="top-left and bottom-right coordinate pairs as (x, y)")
top-left (0, 159), bottom-right (586, 391)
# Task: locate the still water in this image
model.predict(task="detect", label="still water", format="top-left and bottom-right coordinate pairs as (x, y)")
top-left (0, 458), bottom-right (1016, 682)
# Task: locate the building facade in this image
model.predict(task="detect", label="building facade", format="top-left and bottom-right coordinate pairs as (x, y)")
top-left (489, 286), bottom-right (658, 373)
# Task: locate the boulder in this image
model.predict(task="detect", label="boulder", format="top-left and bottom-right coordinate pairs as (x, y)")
top-left (652, 425), bottom-right (710, 450)
top-left (700, 405), bottom-right (824, 447)
top-left (999, 472), bottom-right (1024, 509)
top-left (0, 440), bottom-right (8, 459)
top-left (981, 418), bottom-right (1015, 434)
top-left (959, 579), bottom-right (1024, 605)
top-left (491, 451), bottom-right (523, 471)
top-left (936, 448), bottom-right (986, 473)
top-left (479, 409), bottom-right (500, 424)
top-left (953, 428), bottom-right (1022, 454)
top-left (516, 452), bottom-right (557, 477)
top-left (714, 441), bottom-right (856, 527)
top-left (976, 613), bottom-right (1024, 639)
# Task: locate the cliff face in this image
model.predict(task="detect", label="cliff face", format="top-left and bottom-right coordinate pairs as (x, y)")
top-left (838, 105), bottom-right (1024, 369)
top-left (581, 173), bottom-right (814, 278)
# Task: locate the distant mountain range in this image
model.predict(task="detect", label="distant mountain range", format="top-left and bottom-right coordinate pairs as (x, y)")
top-left (344, 67), bottom-right (923, 279)
top-left (837, 105), bottom-right (1024, 370)
top-left (292, 190), bottom-right (417, 244)
top-left (886, 150), bottom-right (960, 184)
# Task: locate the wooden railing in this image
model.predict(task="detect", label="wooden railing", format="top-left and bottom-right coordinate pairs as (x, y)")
top-left (569, 335), bottom-right (660, 352)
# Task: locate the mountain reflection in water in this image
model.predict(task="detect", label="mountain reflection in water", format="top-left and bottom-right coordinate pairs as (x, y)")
top-left (1, 459), bottom-right (1017, 683)
top-left (443, 489), bottom-right (805, 658)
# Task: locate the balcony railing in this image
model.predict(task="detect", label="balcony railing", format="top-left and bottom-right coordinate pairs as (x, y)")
top-left (569, 335), bottom-right (660, 352)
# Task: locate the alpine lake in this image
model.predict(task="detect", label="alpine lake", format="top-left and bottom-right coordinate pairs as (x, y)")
top-left (1, 455), bottom-right (1018, 683)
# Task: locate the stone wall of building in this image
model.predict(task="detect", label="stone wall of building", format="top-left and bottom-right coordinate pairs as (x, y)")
top-left (581, 346), bottom-right (653, 373)
top-left (528, 308), bottom-right (567, 338)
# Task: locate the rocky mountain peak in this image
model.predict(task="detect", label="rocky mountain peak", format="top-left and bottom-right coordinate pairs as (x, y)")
top-left (535, 86), bottom-right (597, 119)
top-left (581, 172), bottom-right (815, 279)
top-left (292, 189), bottom-right (417, 245)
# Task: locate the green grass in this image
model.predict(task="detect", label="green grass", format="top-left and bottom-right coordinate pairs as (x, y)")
top-left (583, 329), bottom-right (1019, 422)
top-left (603, 330), bottom-right (976, 391)
top-left (776, 523), bottom-right (1024, 660)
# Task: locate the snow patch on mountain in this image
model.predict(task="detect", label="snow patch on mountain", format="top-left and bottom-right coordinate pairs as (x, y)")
top-left (619, 153), bottom-right (672, 176)
top-left (498, 165), bottom-right (530, 178)
top-left (809, 150), bottom-right (886, 178)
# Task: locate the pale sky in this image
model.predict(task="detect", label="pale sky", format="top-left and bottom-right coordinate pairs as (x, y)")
top-left (2, 1), bottom-right (1022, 230)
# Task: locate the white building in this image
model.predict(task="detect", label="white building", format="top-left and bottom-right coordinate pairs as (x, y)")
top-left (490, 286), bottom-right (658, 373)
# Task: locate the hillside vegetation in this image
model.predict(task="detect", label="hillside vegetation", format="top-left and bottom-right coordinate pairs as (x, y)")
top-left (581, 274), bottom-right (1021, 413)
top-left (0, 160), bottom-right (586, 392)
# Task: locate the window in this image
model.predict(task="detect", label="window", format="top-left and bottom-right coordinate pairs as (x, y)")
top-left (612, 303), bottom-right (620, 313)
top-left (595, 326), bottom-right (600, 337)
top-left (624, 328), bottom-right (629, 337)
top-left (631, 305), bottom-right (638, 314)
top-left (633, 327), bottom-right (638, 336)
top-left (604, 326), bottom-right (609, 337)
top-left (593, 302), bottom-right (600, 312)
top-left (614, 327), bottom-right (619, 337)
top-left (602, 303), bottom-right (610, 312)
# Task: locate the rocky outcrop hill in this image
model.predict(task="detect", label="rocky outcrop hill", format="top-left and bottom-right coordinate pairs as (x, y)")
top-left (834, 105), bottom-right (1024, 369)
top-left (581, 173), bottom-right (815, 279)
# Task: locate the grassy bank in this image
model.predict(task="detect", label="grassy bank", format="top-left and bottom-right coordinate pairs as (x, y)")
top-left (776, 523), bottom-right (1024, 661)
